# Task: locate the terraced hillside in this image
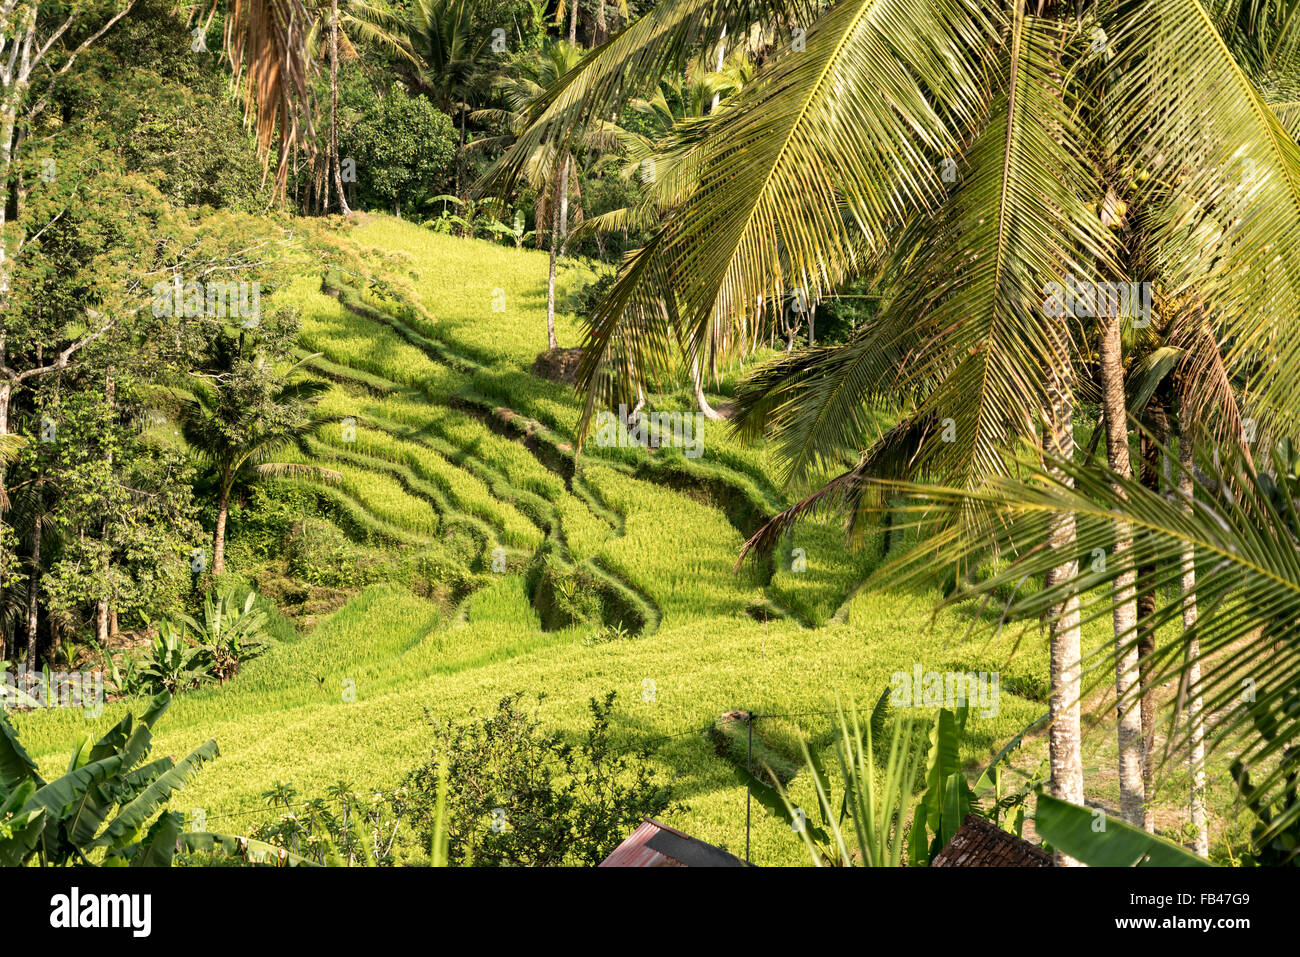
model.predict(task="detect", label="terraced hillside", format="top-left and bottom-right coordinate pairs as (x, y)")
top-left (15, 217), bottom-right (1145, 864)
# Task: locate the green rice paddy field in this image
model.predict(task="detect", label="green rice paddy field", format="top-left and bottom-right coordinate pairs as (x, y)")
top-left (12, 217), bottom-right (1232, 865)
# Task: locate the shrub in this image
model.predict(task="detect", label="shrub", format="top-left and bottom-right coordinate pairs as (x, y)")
top-left (339, 79), bottom-right (456, 216)
top-left (250, 780), bottom-right (406, 866)
top-left (286, 517), bottom-right (382, 588)
top-left (403, 691), bottom-right (679, 866)
top-left (136, 587), bottom-right (270, 693)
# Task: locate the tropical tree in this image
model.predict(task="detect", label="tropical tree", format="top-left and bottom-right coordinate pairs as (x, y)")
top-left (495, 0), bottom-right (1300, 861)
top-left (877, 436), bottom-right (1300, 861)
top-left (178, 341), bottom-right (334, 577)
top-left (573, 51), bottom-right (755, 416)
top-left (478, 40), bottom-right (590, 348)
top-left (354, 0), bottom-right (506, 194)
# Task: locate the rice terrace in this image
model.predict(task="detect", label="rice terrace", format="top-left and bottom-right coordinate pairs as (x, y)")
top-left (0, 0), bottom-right (1297, 931)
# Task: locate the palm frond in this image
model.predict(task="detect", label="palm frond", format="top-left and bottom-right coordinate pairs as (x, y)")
top-left (1110, 0), bottom-right (1300, 436)
top-left (482, 0), bottom-right (814, 196)
top-left (876, 440), bottom-right (1300, 844)
top-left (218, 0), bottom-right (319, 197)
top-left (253, 462), bottom-right (342, 483)
top-left (573, 0), bottom-right (998, 443)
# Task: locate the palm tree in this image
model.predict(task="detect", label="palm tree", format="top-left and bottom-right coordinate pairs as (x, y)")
top-left (179, 355), bottom-right (335, 576)
top-left (572, 54), bottom-right (753, 417)
top-left (477, 41), bottom-right (590, 349)
top-left (494, 0), bottom-right (1300, 856)
top-left (328, 0), bottom-right (352, 215)
top-left (878, 436), bottom-right (1300, 859)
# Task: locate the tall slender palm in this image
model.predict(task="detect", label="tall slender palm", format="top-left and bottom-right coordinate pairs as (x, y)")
top-left (328, 0), bottom-right (351, 215)
top-left (494, 0), bottom-right (1300, 852)
top-left (478, 41), bottom-right (590, 349)
top-left (877, 437), bottom-right (1300, 856)
top-left (179, 355), bottom-right (334, 576)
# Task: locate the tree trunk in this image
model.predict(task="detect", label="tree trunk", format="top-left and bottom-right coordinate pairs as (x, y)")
top-left (1098, 313), bottom-right (1146, 827)
top-left (1135, 401), bottom-right (1169, 832)
top-left (213, 479), bottom-right (230, 577)
top-left (568, 0), bottom-right (579, 43)
top-left (1178, 414), bottom-right (1209, 856)
top-left (330, 0), bottom-right (351, 216)
top-left (455, 105), bottom-right (467, 198)
top-left (712, 27), bottom-right (727, 111)
top-left (692, 355), bottom-right (724, 420)
top-left (558, 156), bottom-right (571, 254)
top-left (48, 616), bottom-right (62, 667)
top-left (24, 504), bottom-right (40, 671)
top-left (0, 377), bottom-right (9, 509)
top-left (1043, 362), bottom-right (1085, 865)
top-left (546, 181), bottom-right (560, 349)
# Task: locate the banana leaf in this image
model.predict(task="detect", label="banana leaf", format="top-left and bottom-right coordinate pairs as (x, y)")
top-left (1034, 794), bottom-right (1209, 866)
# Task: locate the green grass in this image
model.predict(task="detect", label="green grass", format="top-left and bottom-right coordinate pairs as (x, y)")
top-left (13, 218), bottom-right (1234, 865)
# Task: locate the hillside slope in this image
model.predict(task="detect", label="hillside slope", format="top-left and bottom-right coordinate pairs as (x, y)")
top-left (15, 217), bottom-right (1097, 865)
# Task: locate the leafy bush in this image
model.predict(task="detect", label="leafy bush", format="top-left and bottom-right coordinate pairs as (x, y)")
top-left (65, 0), bottom-right (269, 211)
top-left (338, 79), bottom-right (456, 216)
top-left (251, 780), bottom-right (406, 866)
top-left (286, 517), bottom-right (384, 588)
top-left (567, 268), bottom-right (617, 321)
top-left (403, 691), bottom-right (678, 866)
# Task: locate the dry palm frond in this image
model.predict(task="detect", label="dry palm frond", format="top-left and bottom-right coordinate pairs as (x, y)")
top-left (215, 0), bottom-right (319, 197)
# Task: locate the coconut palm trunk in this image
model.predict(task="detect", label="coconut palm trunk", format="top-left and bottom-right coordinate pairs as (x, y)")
top-left (329, 0), bottom-right (351, 216)
top-left (23, 496), bottom-right (40, 671)
top-left (1135, 402), bottom-right (1170, 831)
top-left (1043, 362), bottom-right (1086, 865)
top-left (546, 166), bottom-right (563, 350)
top-left (1098, 312), bottom-right (1147, 827)
top-left (213, 470), bottom-right (233, 577)
top-left (692, 356), bottom-right (723, 420)
top-left (1178, 413), bottom-right (1208, 856)
top-left (558, 156), bottom-right (571, 254)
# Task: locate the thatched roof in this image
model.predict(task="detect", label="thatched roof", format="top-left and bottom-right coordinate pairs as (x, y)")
top-left (930, 815), bottom-right (1054, 867)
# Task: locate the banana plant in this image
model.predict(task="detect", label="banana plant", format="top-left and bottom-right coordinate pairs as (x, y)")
top-left (0, 692), bottom-right (315, 866)
top-left (906, 707), bottom-right (1045, 864)
top-left (907, 707), bottom-right (973, 866)
top-left (182, 587), bottom-right (269, 683)
top-left (136, 620), bottom-right (211, 695)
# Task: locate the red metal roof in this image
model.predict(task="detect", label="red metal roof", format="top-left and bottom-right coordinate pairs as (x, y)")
top-left (599, 818), bottom-right (748, 867)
